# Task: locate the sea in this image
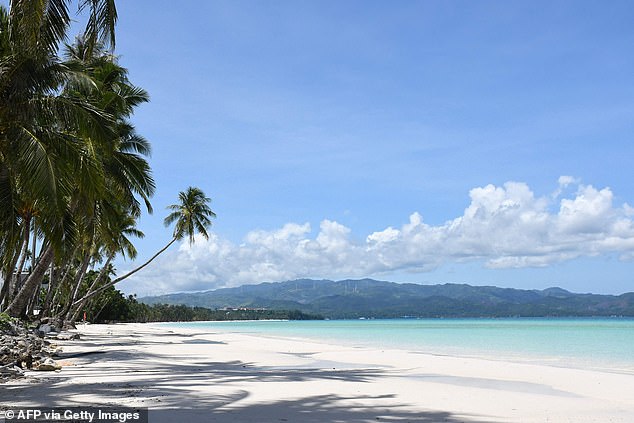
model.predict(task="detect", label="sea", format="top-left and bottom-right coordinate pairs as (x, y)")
top-left (161, 318), bottom-right (634, 374)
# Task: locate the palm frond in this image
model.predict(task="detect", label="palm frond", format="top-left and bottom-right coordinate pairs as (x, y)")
top-left (79, 0), bottom-right (117, 52)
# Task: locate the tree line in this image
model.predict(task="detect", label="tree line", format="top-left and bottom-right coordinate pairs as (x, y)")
top-left (71, 270), bottom-right (322, 322)
top-left (97, 296), bottom-right (324, 323)
top-left (0, 1), bottom-right (214, 326)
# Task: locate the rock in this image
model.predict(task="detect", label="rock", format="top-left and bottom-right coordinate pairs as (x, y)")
top-left (1, 319), bottom-right (65, 378)
top-left (0, 364), bottom-right (24, 381)
top-left (55, 332), bottom-right (80, 340)
top-left (62, 322), bottom-right (77, 330)
top-left (17, 353), bottom-right (33, 369)
top-left (35, 357), bottom-right (61, 371)
top-left (38, 324), bottom-right (53, 334)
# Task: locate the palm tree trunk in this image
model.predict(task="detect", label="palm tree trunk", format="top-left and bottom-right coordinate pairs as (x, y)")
top-left (41, 263), bottom-right (58, 318)
top-left (0, 237), bottom-right (23, 308)
top-left (43, 243), bottom-right (81, 317)
top-left (10, 218), bottom-right (31, 299)
top-left (26, 278), bottom-right (43, 317)
top-left (69, 252), bottom-right (91, 304)
top-left (69, 255), bottom-right (113, 323)
top-left (25, 239), bottom-right (52, 319)
top-left (51, 245), bottom-right (79, 304)
top-left (30, 217), bottom-right (37, 272)
top-left (0, 281), bottom-right (9, 310)
top-left (5, 244), bottom-right (55, 317)
top-left (58, 250), bottom-right (91, 322)
top-left (93, 298), bottom-right (112, 322)
top-left (72, 238), bottom-right (176, 307)
top-left (0, 275), bottom-right (12, 310)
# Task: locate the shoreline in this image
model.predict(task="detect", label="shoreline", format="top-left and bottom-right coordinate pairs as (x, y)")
top-left (2, 322), bottom-right (634, 422)
top-left (159, 318), bottom-right (634, 376)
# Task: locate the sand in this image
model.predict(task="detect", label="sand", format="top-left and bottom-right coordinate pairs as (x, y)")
top-left (1, 322), bottom-right (633, 422)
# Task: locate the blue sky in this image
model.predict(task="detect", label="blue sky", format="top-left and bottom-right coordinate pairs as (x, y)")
top-left (91, 1), bottom-right (634, 296)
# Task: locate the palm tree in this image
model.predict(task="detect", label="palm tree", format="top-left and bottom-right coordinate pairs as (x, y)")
top-left (0, 4), bottom-right (106, 279)
top-left (165, 187), bottom-right (216, 244)
top-left (41, 41), bottom-right (155, 322)
top-left (1, 0), bottom-right (120, 317)
top-left (71, 187), bottom-right (215, 307)
top-left (66, 207), bottom-right (143, 323)
top-left (0, 0), bottom-right (118, 238)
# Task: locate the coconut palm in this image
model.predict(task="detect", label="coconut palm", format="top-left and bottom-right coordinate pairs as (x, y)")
top-left (72, 187), bottom-right (216, 307)
top-left (43, 42), bottom-right (154, 321)
top-left (0, 0), bottom-right (118, 239)
top-left (65, 206), bottom-right (143, 323)
top-left (1, 0), bottom-right (121, 317)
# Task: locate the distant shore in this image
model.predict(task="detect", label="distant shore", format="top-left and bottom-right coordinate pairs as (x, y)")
top-left (2, 322), bottom-right (634, 423)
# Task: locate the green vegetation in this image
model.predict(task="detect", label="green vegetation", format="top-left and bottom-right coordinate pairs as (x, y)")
top-left (76, 284), bottom-right (323, 323)
top-left (0, 312), bottom-right (17, 332)
top-left (142, 279), bottom-right (634, 319)
top-left (0, 2), bottom-right (214, 326)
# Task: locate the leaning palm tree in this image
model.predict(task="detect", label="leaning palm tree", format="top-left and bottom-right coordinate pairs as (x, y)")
top-left (1, 0), bottom-right (120, 317)
top-left (65, 207), bottom-right (143, 323)
top-left (0, 0), bottom-right (118, 239)
top-left (56, 41), bottom-right (154, 309)
top-left (164, 187), bottom-right (216, 245)
top-left (71, 187), bottom-right (215, 307)
top-left (33, 41), bottom-right (154, 322)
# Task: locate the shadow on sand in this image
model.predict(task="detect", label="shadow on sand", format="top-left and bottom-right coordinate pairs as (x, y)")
top-left (1, 330), bottom-right (496, 422)
top-left (150, 392), bottom-right (494, 423)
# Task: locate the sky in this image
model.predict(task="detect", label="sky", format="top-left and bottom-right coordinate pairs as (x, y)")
top-left (77, 0), bottom-right (634, 296)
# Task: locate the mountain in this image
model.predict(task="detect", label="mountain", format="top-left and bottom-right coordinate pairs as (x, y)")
top-left (139, 279), bottom-right (634, 318)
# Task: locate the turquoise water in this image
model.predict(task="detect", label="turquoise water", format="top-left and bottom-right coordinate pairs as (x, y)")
top-left (161, 318), bottom-right (634, 373)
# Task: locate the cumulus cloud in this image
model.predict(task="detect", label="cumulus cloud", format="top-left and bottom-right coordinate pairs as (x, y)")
top-left (123, 178), bottom-right (634, 295)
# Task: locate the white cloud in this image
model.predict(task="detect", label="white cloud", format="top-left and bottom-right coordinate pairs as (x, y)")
top-left (121, 178), bottom-right (634, 296)
top-left (558, 175), bottom-right (576, 187)
top-left (557, 186), bottom-right (614, 234)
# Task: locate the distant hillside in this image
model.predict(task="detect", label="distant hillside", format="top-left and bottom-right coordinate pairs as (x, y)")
top-left (139, 279), bottom-right (634, 319)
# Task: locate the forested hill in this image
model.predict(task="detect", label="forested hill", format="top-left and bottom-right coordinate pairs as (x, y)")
top-left (140, 279), bottom-right (634, 319)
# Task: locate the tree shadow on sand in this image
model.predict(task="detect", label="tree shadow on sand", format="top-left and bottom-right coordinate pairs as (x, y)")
top-left (149, 392), bottom-right (495, 423)
top-left (1, 357), bottom-right (390, 403)
top-left (1, 332), bottom-right (497, 422)
top-left (1, 360), bottom-right (496, 422)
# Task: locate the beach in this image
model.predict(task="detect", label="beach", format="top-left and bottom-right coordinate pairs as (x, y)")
top-left (2, 323), bottom-right (634, 423)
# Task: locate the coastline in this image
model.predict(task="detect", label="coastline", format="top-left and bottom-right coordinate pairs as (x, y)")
top-left (2, 322), bottom-right (634, 422)
top-left (160, 318), bottom-right (634, 376)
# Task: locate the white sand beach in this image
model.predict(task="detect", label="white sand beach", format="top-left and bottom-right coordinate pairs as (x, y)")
top-left (2, 322), bottom-right (634, 423)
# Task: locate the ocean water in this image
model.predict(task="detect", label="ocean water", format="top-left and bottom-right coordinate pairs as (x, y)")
top-left (161, 318), bottom-right (634, 373)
